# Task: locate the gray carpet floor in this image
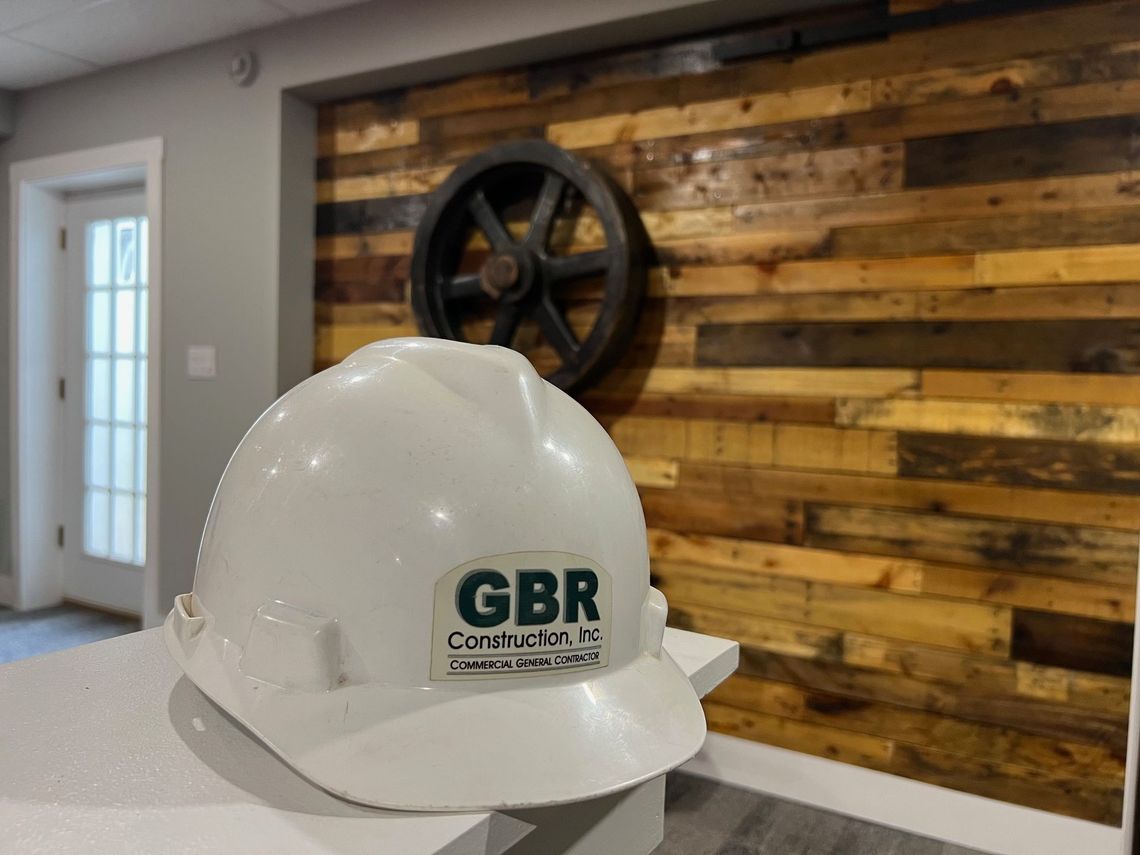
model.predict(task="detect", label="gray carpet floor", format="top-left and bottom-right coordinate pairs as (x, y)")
top-left (660, 773), bottom-right (985, 854)
top-left (0, 604), bottom-right (984, 854)
top-left (0, 603), bottom-right (139, 665)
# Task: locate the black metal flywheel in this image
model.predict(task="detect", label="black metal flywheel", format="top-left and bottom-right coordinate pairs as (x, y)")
top-left (410, 140), bottom-right (647, 394)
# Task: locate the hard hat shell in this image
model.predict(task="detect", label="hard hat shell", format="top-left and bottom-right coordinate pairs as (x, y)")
top-left (165, 338), bottom-right (706, 811)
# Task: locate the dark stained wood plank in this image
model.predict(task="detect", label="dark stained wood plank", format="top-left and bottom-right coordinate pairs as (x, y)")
top-left (315, 194), bottom-right (429, 235)
top-left (898, 432), bottom-right (1140, 495)
top-left (803, 503), bottom-right (1140, 585)
top-left (633, 144), bottom-right (903, 211)
top-left (696, 320), bottom-right (1140, 374)
top-left (905, 115), bottom-right (1140, 189)
top-left (831, 207), bottom-right (1140, 258)
top-left (640, 488), bottom-right (803, 543)
top-left (580, 391), bottom-right (837, 422)
top-left (314, 257), bottom-right (408, 304)
top-left (1012, 609), bottom-right (1134, 677)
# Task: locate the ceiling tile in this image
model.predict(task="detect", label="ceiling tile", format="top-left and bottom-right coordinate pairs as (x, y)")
top-left (0, 0), bottom-right (94, 34)
top-left (264, 0), bottom-right (371, 15)
top-left (9, 0), bottom-right (291, 66)
top-left (0, 33), bottom-right (97, 88)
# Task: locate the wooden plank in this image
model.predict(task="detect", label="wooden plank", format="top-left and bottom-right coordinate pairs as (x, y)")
top-left (706, 695), bottom-right (1122, 823)
top-left (920, 564), bottom-right (1134, 623)
top-left (670, 603), bottom-right (847, 663)
top-left (655, 563), bottom-right (1009, 652)
top-left (651, 261), bottom-right (952, 297)
top-left (579, 391), bottom-right (836, 423)
top-left (677, 601), bottom-right (1128, 700)
top-left (704, 702), bottom-right (895, 768)
top-left (697, 320), bottom-right (1140, 373)
top-left (607, 418), bottom-right (894, 474)
top-left (316, 231), bottom-right (414, 261)
top-left (804, 504), bottom-right (1139, 586)
top-left (1012, 609), bottom-right (1135, 678)
top-left (836, 397), bottom-right (1140, 444)
top-left (677, 462), bottom-right (1140, 531)
top-left (921, 369), bottom-right (1140, 406)
top-left (917, 283), bottom-right (1140, 322)
top-left (403, 70), bottom-right (532, 119)
top-left (977, 243), bottom-right (1140, 285)
top-left (314, 256), bottom-right (410, 305)
top-left (906, 115), bottom-right (1140, 188)
top-left (315, 194), bottom-right (429, 235)
top-left (737, 647), bottom-right (1128, 752)
top-left (664, 291), bottom-right (921, 324)
top-left (633, 144), bottom-right (903, 210)
top-left (682, 418), bottom-right (773, 465)
top-left (623, 456), bottom-right (679, 489)
top-left (663, 255), bottom-right (975, 294)
top-left (733, 171), bottom-right (1140, 233)
top-left (648, 531), bottom-right (924, 593)
top-left (872, 39), bottom-right (1140, 107)
top-left (316, 164), bottom-right (454, 203)
top-left (546, 80), bottom-right (873, 148)
top-left (651, 230), bottom-right (831, 266)
top-left (640, 488), bottom-right (802, 543)
top-left (316, 125), bottom-right (547, 180)
top-left (898, 432), bottom-right (1140, 496)
top-left (831, 207), bottom-right (1140, 258)
top-left (772, 425), bottom-right (897, 475)
top-left (597, 367), bottom-right (918, 398)
top-left (314, 322), bottom-right (417, 364)
top-left (887, 742), bottom-right (1122, 825)
top-left (709, 673), bottom-right (1124, 783)
top-left (319, 117), bottom-right (419, 157)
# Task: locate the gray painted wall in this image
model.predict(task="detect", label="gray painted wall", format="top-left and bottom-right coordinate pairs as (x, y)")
top-left (0, 0), bottom-right (827, 617)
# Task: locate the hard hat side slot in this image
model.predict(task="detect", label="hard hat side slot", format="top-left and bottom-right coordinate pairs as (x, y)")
top-left (239, 600), bottom-right (342, 693)
top-left (641, 588), bottom-right (668, 658)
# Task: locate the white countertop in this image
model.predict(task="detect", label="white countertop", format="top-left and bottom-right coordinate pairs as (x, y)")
top-left (0, 626), bottom-right (737, 854)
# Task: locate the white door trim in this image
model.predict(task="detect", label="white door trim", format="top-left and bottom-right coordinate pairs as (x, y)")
top-left (8, 138), bottom-right (163, 625)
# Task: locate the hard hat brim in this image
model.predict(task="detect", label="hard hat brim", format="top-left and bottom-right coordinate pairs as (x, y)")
top-left (164, 614), bottom-right (707, 811)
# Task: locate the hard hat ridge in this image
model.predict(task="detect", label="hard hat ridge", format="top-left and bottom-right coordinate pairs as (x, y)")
top-left (348, 338), bottom-right (550, 450)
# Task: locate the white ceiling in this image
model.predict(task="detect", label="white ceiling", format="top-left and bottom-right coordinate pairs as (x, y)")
top-left (0, 0), bottom-right (374, 90)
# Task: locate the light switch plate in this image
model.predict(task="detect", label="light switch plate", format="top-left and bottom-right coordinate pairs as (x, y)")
top-left (187, 345), bottom-right (217, 379)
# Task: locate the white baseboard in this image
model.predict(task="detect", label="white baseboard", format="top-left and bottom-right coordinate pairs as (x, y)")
top-left (0, 573), bottom-right (14, 607)
top-left (682, 733), bottom-right (1123, 855)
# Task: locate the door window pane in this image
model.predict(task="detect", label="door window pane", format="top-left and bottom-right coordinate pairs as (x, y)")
top-left (89, 222), bottom-right (110, 287)
top-left (114, 290), bottom-right (135, 354)
top-left (87, 424), bottom-right (110, 489)
top-left (82, 214), bottom-right (148, 566)
top-left (111, 493), bottom-right (133, 561)
top-left (88, 292), bottom-right (110, 353)
top-left (87, 357), bottom-right (110, 421)
top-left (85, 490), bottom-right (110, 556)
top-left (115, 220), bottom-right (136, 286)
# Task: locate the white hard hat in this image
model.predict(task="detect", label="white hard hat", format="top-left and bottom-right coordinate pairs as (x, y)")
top-left (164, 338), bottom-right (705, 811)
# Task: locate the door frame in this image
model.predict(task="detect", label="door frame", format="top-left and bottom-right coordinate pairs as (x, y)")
top-left (8, 138), bottom-right (163, 625)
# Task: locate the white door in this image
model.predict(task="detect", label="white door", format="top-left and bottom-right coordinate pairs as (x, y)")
top-left (61, 191), bottom-right (149, 615)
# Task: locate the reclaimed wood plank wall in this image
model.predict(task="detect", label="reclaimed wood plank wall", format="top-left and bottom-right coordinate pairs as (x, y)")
top-left (314, 0), bottom-right (1140, 825)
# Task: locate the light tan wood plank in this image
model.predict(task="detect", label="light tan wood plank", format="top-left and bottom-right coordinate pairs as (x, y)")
top-left (921, 370), bottom-right (1140, 406)
top-left (547, 81), bottom-right (873, 148)
top-left (837, 397), bottom-right (1140, 444)
top-left (598, 367), bottom-right (919, 398)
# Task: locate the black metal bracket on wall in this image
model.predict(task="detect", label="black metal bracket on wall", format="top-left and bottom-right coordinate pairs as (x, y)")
top-left (713, 0), bottom-right (1089, 64)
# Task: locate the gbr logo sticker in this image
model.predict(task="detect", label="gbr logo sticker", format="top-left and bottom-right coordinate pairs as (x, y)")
top-left (430, 551), bottom-right (612, 680)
